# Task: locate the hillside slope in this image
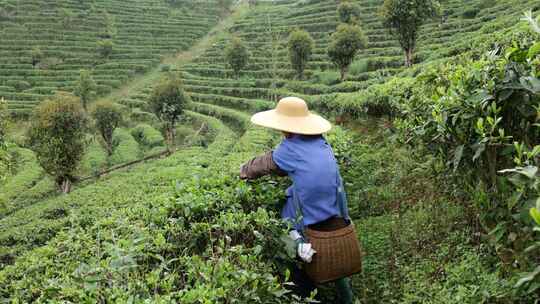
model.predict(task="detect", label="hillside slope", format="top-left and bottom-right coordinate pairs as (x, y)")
top-left (0, 0), bottom-right (220, 115)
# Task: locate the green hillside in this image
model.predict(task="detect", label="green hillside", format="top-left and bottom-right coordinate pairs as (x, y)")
top-left (1, 0), bottom-right (539, 302)
top-left (0, 0), bottom-right (220, 115)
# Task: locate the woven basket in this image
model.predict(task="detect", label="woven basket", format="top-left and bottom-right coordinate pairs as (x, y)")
top-left (304, 223), bottom-right (362, 284)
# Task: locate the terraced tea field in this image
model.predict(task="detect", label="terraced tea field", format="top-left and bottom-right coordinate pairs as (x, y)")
top-left (1, 0), bottom-right (540, 302)
top-left (0, 0), bottom-right (220, 115)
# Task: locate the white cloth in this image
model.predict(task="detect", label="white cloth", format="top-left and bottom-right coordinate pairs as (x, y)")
top-left (288, 230), bottom-right (316, 263)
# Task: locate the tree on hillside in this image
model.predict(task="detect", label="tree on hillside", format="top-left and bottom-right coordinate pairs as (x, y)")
top-left (288, 28), bottom-right (314, 80)
top-left (225, 37), bottom-right (250, 78)
top-left (91, 101), bottom-right (123, 156)
top-left (328, 24), bottom-right (368, 81)
top-left (75, 69), bottom-right (97, 111)
top-left (59, 8), bottom-right (74, 40)
top-left (149, 75), bottom-right (190, 152)
top-left (28, 93), bottom-right (87, 193)
top-left (97, 39), bottom-right (114, 59)
top-left (379, 0), bottom-right (440, 67)
top-left (338, 1), bottom-right (361, 25)
top-left (218, 0), bottom-right (233, 16)
top-left (30, 46), bottom-right (44, 68)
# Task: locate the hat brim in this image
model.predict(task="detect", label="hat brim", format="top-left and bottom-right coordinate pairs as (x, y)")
top-left (251, 109), bottom-right (332, 135)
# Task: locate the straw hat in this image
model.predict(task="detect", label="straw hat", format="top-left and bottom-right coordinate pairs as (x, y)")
top-left (251, 97), bottom-right (332, 135)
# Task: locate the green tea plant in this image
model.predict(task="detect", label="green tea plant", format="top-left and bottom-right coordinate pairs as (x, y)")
top-left (396, 12), bottom-right (540, 298)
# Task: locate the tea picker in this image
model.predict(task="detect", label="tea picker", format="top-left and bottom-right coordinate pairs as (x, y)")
top-left (240, 97), bottom-right (363, 303)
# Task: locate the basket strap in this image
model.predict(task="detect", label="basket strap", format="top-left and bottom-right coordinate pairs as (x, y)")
top-left (336, 171), bottom-right (351, 221)
top-left (292, 186), bottom-right (305, 233)
top-left (292, 171), bottom-right (351, 235)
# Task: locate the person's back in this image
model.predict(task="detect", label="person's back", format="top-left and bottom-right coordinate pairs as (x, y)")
top-left (273, 134), bottom-right (340, 228)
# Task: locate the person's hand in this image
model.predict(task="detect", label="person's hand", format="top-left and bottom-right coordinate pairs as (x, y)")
top-left (288, 230), bottom-right (316, 263)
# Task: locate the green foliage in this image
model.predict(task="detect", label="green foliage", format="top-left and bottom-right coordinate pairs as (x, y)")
top-left (225, 37), bottom-right (250, 78)
top-left (149, 75), bottom-right (190, 150)
top-left (131, 123), bottom-right (165, 149)
top-left (327, 24), bottom-right (368, 81)
top-left (348, 59), bottom-right (369, 76)
top-left (27, 92), bottom-right (87, 193)
top-left (80, 139), bottom-right (108, 176)
top-left (110, 128), bottom-right (141, 165)
top-left (462, 7), bottom-right (480, 19)
top-left (75, 69), bottom-right (97, 110)
top-left (379, 0), bottom-right (440, 66)
top-left (97, 39), bottom-right (114, 59)
top-left (288, 28), bottom-right (314, 79)
top-left (337, 1), bottom-right (361, 25)
top-left (91, 101), bottom-right (123, 155)
top-left (397, 17), bottom-right (540, 299)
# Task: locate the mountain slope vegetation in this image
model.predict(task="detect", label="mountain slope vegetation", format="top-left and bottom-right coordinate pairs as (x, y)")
top-left (1, 0), bottom-right (539, 302)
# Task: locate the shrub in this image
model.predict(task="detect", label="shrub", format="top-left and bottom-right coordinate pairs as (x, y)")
top-left (97, 39), bottom-right (113, 58)
top-left (110, 128), bottom-right (141, 165)
top-left (27, 92), bottom-right (87, 193)
top-left (91, 101), bottom-right (123, 155)
top-left (288, 28), bottom-right (314, 79)
top-left (149, 75), bottom-right (190, 151)
top-left (224, 37), bottom-right (250, 78)
top-left (74, 69), bottom-right (97, 110)
top-left (80, 139), bottom-right (108, 176)
top-left (130, 124), bottom-right (165, 149)
top-left (462, 7), bottom-right (480, 19)
top-left (337, 1), bottom-right (361, 25)
top-left (327, 24), bottom-right (368, 81)
top-left (311, 70), bottom-right (341, 86)
top-left (349, 59), bottom-right (369, 76)
top-left (160, 64), bottom-right (171, 72)
top-left (379, 0), bottom-right (440, 66)
top-left (6, 80), bottom-right (31, 92)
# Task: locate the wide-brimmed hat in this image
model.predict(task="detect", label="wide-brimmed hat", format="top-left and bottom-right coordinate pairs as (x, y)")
top-left (251, 97), bottom-right (332, 135)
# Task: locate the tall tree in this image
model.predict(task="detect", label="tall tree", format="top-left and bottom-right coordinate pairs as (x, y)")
top-left (149, 75), bottom-right (190, 152)
top-left (288, 28), bottom-right (314, 80)
top-left (379, 0), bottom-right (440, 67)
top-left (225, 37), bottom-right (250, 78)
top-left (27, 93), bottom-right (87, 193)
top-left (0, 98), bottom-right (12, 183)
top-left (91, 101), bottom-right (123, 156)
top-left (75, 69), bottom-right (97, 111)
top-left (327, 24), bottom-right (368, 81)
top-left (30, 46), bottom-right (44, 68)
top-left (338, 1), bottom-right (361, 25)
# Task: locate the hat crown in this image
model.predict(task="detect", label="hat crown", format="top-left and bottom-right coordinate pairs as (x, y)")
top-left (275, 97), bottom-right (309, 117)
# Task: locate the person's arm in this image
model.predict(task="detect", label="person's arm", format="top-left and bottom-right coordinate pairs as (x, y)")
top-left (240, 151), bottom-right (287, 180)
